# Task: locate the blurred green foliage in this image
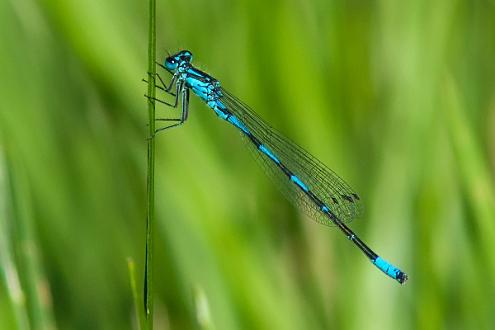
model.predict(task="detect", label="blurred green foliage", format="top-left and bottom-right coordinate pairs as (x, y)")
top-left (1, 0), bottom-right (495, 329)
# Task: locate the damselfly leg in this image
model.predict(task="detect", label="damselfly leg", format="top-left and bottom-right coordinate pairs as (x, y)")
top-left (155, 60), bottom-right (168, 72)
top-left (154, 83), bottom-right (190, 134)
top-left (144, 80), bottom-right (190, 135)
top-left (145, 71), bottom-right (176, 96)
top-left (143, 79), bottom-right (168, 94)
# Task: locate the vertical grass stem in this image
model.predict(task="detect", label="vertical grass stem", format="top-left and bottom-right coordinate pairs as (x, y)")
top-left (145, 0), bottom-right (156, 327)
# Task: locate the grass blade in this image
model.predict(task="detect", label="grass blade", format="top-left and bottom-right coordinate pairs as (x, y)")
top-left (144, 0), bottom-right (156, 327)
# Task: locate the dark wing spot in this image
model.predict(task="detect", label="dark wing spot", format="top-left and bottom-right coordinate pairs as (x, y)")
top-left (352, 193), bottom-right (360, 200)
top-left (332, 197), bottom-right (339, 204)
top-left (342, 195), bottom-right (354, 203)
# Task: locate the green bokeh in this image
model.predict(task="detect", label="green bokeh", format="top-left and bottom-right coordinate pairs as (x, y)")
top-left (1, 0), bottom-right (494, 329)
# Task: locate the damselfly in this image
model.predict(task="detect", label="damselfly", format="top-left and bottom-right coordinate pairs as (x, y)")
top-left (146, 50), bottom-right (408, 284)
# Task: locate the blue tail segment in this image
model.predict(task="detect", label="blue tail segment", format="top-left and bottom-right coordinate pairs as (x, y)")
top-left (227, 115), bottom-right (250, 134)
top-left (373, 257), bottom-right (408, 284)
top-left (259, 144), bottom-right (280, 164)
top-left (290, 175), bottom-right (309, 192)
top-left (158, 49), bottom-right (409, 285)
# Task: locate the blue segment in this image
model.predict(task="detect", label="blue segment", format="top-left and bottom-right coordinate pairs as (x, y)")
top-left (188, 79), bottom-right (210, 91)
top-left (186, 78), bottom-right (210, 102)
top-left (259, 144), bottom-right (280, 164)
top-left (290, 175), bottom-right (309, 192)
top-left (373, 257), bottom-right (400, 279)
top-left (186, 66), bottom-right (210, 80)
top-left (187, 78), bottom-right (208, 88)
top-left (321, 205), bottom-right (329, 213)
top-left (213, 104), bottom-right (228, 120)
top-left (228, 115), bottom-right (250, 134)
top-left (213, 101), bottom-right (229, 119)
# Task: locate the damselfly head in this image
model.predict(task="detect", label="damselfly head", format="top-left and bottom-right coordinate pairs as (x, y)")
top-left (164, 50), bottom-right (193, 71)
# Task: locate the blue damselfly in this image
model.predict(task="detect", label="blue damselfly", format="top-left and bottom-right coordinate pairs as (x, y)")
top-left (146, 50), bottom-right (408, 284)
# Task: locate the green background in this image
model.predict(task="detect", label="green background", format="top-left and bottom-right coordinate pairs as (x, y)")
top-left (1, 0), bottom-right (495, 329)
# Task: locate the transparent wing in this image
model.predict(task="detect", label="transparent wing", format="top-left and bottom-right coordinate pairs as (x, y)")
top-left (220, 89), bottom-right (363, 226)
